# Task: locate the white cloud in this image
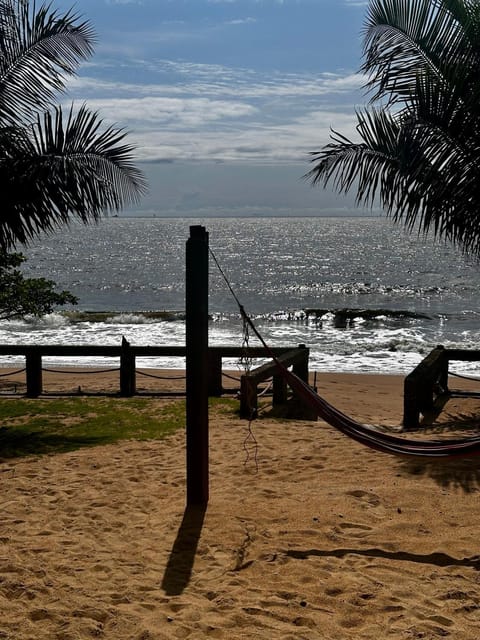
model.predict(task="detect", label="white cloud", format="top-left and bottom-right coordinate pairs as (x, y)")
top-left (72, 61), bottom-right (365, 101)
top-left (66, 59), bottom-right (363, 164)
top-left (226, 17), bottom-right (257, 25)
top-left (89, 104), bottom-right (360, 164)
top-left (83, 96), bottom-right (257, 128)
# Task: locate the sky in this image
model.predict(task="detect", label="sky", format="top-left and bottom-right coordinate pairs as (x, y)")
top-left (54, 0), bottom-right (373, 217)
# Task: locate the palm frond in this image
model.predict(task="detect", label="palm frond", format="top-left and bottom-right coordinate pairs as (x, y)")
top-left (308, 0), bottom-right (480, 256)
top-left (306, 101), bottom-right (480, 253)
top-left (0, 104), bottom-right (147, 247)
top-left (361, 0), bottom-right (476, 104)
top-left (0, 0), bottom-right (95, 124)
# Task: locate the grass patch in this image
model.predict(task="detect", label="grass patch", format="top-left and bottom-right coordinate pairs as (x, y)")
top-left (209, 396), bottom-right (239, 415)
top-left (0, 396), bottom-right (240, 460)
top-left (0, 397), bottom-right (187, 460)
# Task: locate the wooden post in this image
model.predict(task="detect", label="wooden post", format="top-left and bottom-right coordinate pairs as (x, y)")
top-left (186, 225), bottom-right (209, 505)
top-left (208, 350), bottom-right (223, 396)
top-left (403, 378), bottom-right (420, 430)
top-left (272, 374), bottom-right (288, 406)
top-left (292, 344), bottom-right (309, 383)
top-left (25, 349), bottom-right (42, 398)
top-left (120, 336), bottom-right (136, 396)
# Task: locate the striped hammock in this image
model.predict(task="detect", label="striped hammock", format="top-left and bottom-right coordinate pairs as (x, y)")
top-left (282, 365), bottom-right (480, 458)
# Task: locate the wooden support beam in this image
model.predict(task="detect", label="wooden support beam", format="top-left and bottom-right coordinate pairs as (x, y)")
top-left (185, 225), bottom-right (209, 506)
top-left (239, 346), bottom-right (311, 419)
top-left (403, 345), bottom-right (449, 430)
top-left (208, 351), bottom-right (223, 396)
top-left (25, 349), bottom-right (42, 398)
top-left (120, 336), bottom-right (136, 397)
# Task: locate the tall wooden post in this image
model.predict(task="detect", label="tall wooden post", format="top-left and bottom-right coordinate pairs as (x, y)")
top-left (186, 225), bottom-right (209, 505)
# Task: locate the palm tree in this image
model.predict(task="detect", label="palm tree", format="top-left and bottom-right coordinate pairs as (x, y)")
top-left (0, 0), bottom-right (146, 248)
top-left (307, 0), bottom-right (480, 255)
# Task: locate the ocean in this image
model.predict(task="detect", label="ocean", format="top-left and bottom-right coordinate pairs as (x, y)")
top-left (3, 215), bottom-right (480, 375)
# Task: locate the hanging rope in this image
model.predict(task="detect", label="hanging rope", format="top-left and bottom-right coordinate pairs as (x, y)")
top-left (450, 371), bottom-right (480, 383)
top-left (210, 247), bottom-right (258, 471)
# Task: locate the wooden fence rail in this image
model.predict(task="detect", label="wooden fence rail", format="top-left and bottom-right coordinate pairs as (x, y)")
top-left (240, 344), bottom-right (315, 420)
top-left (0, 340), bottom-right (299, 399)
top-left (403, 345), bottom-right (480, 429)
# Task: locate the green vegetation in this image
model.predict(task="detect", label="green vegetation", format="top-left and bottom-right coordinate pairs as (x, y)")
top-left (0, 251), bottom-right (77, 320)
top-left (0, 0), bottom-right (146, 250)
top-left (0, 396), bottom-right (240, 460)
top-left (308, 0), bottom-right (480, 256)
top-left (0, 397), bottom-right (186, 459)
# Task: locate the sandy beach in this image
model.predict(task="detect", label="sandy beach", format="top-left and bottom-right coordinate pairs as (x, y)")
top-left (1, 369), bottom-right (480, 639)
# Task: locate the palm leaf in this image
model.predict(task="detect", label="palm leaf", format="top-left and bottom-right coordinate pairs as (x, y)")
top-left (0, 105), bottom-right (147, 247)
top-left (308, 0), bottom-right (480, 256)
top-left (362, 0), bottom-right (475, 104)
top-left (0, 0), bottom-right (95, 124)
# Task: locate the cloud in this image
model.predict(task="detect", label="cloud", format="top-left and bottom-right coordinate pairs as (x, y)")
top-left (73, 60), bottom-right (365, 100)
top-left (226, 17), bottom-right (257, 25)
top-left (86, 104), bottom-right (360, 164)
top-left (65, 58), bottom-right (363, 164)
top-left (83, 96), bottom-right (257, 128)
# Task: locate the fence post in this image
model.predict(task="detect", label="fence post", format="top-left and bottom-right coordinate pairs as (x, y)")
top-left (120, 336), bottom-right (136, 396)
top-left (186, 225), bottom-right (209, 506)
top-left (403, 377), bottom-right (420, 430)
top-left (25, 349), bottom-right (42, 398)
top-left (208, 350), bottom-right (223, 396)
top-left (272, 374), bottom-right (288, 406)
top-left (291, 345), bottom-right (316, 420)
top-left (293, 344), bottom-right (309, 383)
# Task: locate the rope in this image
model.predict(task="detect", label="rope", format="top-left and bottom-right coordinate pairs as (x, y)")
top-left (42, 367), bottom-right (120, 375)
top-left (241, 318), bottom-right (259, 472)
top-left (222, 371), bottom-right (241, 382)
top-left (210, 247), bottom-right (259, 471)
top-left (258, 379), bottom-right (273, 397)
top-left (0, 367), bottom-right (26, 377)
top-left (136, 370), bottom-right (186, 380)
top-left (209, 248), bottom-right (245, 312)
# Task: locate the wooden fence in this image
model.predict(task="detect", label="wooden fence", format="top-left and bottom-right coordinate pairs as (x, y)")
top-left (239, 344), bottom-right (315, 419)
top-left (0, 341), bottom-right (308, 405)
top-left (403, 345), bottom-right (480, 429)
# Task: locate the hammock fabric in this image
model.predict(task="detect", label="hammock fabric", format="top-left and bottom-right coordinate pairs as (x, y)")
top-left (243, 308), bottom-right (480, 459)
top-left (282, 365), bottom-right (480, 458)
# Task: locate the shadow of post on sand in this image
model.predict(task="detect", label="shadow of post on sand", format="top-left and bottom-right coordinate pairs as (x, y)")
top-left (161, 504), bottom-right (207, 596)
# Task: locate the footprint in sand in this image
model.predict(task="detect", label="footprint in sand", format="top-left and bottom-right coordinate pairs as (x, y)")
top-left (346, 489), bottom-right (381, 508)
top-left (336, 522), bottom-right (373, 538)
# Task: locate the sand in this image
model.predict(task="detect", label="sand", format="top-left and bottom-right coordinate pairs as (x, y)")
top-left (1, 369), bottom-right (480, 639)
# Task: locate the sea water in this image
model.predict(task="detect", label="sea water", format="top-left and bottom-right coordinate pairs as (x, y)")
top-left (3, 216), bottom-right (480, 374)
